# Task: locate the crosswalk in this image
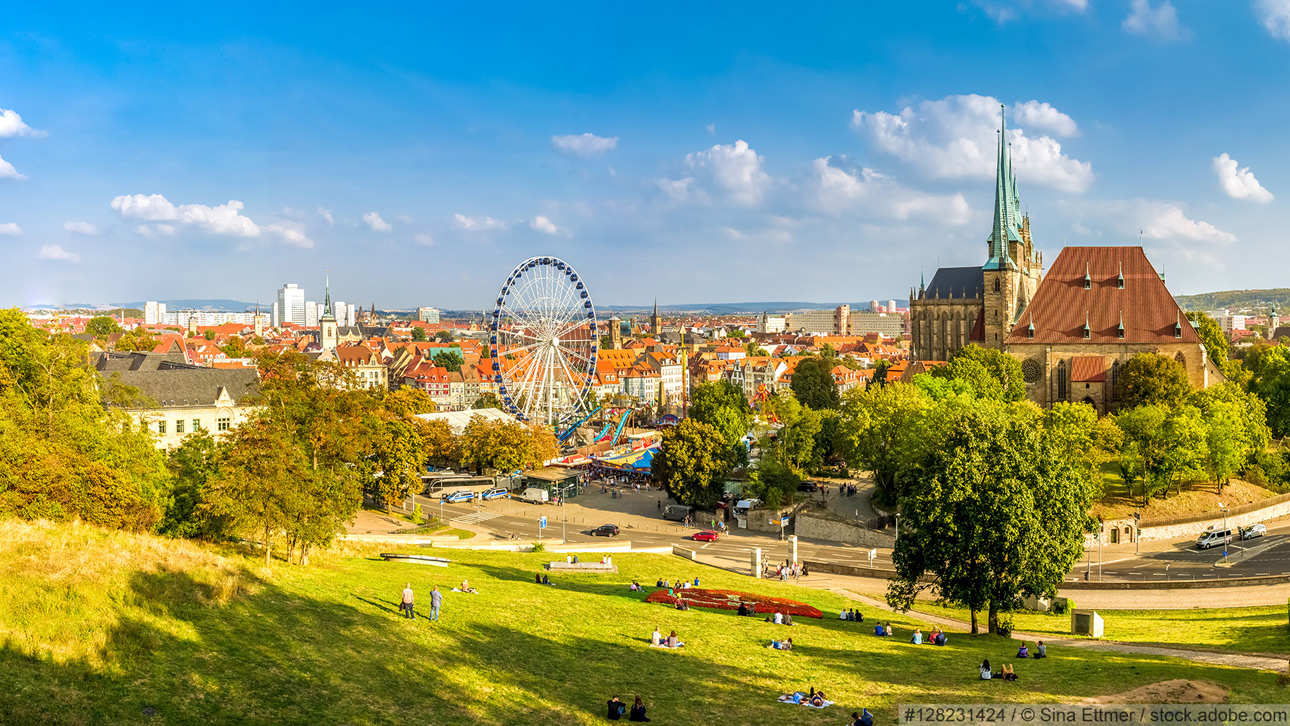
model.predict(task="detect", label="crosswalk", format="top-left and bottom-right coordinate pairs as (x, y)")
top-left (452, 511), bottom-right (501, 524)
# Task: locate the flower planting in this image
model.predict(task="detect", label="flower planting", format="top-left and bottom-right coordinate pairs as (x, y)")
top-left (644, 587), bottom-right (823, 618)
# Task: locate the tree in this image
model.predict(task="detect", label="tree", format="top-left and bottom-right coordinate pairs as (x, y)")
top-left (456, 417), bottom-right (552, 474)
top-left (86, 316), bottom-right (121, 337)
top-left (221, 336), bottom-right (248, 359)
top-left (1117, 353), bottom-right (1191, 409)
top-left (434, 330), bottom-right (454, 342)
top-left (433, 348), bottom-right (465, 373)
top-left (1042, 401), bottom-right (1117, 500)
top-left (653, 418), bottom-right (730, 508)
top-left (689, 381), bottom-right (752, 448)
top-left (791, 357), bottom-right (840, 410)
top-left (417, 419), bottom-right (457, 466)
top-left (381, 387), bottom-right (436, 417)
top-left (115, 329), bottom-right (158, 352)
top-left (744, 452), bottom-right (800, 508)
top-left (744, 341), bottom-right (769, 357)
top-left (1186, 312), bottom-right (1229, 368)
top-left (362, 414), bottom-right (427, 513)
top-left (473, 392), bottom-right (503, 410)
top-left (1243, 344), bottom-right (1290, 437)
top-left (888, 400), bottom-right (1094, 634)
top-left (836, 383), bottom-right (928, 504)
top-left (411, 327), bottom-right (428, 342)
top-left (1195, 382), bottom-right (1269, 490)
top-left (931, 344), bottom-right (1025, 401)
top-left (159, 430), bottom-right (222, 539)
top-left (819, 343), bottom-right (838, 359)
top-left (1115, 404), bottom-right (1208, 502)
top-left (203, 329), bottom-right (216, 341)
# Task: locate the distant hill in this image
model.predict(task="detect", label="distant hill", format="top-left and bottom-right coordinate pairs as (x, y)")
top-left (445, 301), bottom-right (909, 317)
top-left (113, 299), bottom-right (260, 311)
top-left (1174, 290), bottom-right (1290, 313)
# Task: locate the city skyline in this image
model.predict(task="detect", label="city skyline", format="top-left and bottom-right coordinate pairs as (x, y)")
top-left (3, 2), bottom-right (1290, 308)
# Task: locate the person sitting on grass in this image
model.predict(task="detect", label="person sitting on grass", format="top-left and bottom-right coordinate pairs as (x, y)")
top-left (783, 612), bottom-right (794, 626)
top-left (884, 622), bottom-right (894, 637)
top-left (911, 628), bottom-right (923, 645)
top-left (839, 609), bottom-right (849, 621)
top-left (651, 626), bottom-right (661, 646)
top-left (675, 600), bottom-right (689, 611)
top-left (655, 578), bottom-right (664, 587)
top-left (666, 630), bottom-right (682, 648)
top-left (874, 624), bottom-right (885, 636)
top-left (855, 609), bottom-right (864, 622)
top-left (980, 659), bottom-right (992, 680)
top-left (935, 632), bottom-right (947, 646)
top-left (1017, 642), bottom-right (1029, 658)
top-left (535, 573), bottom-right (543, 584)
top-left (542, 574), bottom-right (552, 586)
top-left (630, 581), bottom-right (640, 592)
top-left (1035, 641), bottom-right (1047, 659)
top-left (738, 602), bottom-right (751, 617)
top-left (629, 696), bottom-right (651, 722)
top-left (607, 695), bottom-right (626, 720)
top-left (1000, 663), bottom-right (1018, 681)
top-left (459, 579), bottom-right (477, 594)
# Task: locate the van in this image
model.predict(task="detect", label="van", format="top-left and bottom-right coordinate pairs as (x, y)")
top-left (517, 487), bottom-right (550, 505)
top-left (1195, 527), bottom-right (1231, 550)
top-left (662, 504), bottom-right (692, 522)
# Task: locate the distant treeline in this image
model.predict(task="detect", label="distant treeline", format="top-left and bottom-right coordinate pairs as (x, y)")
top-left (1174, 289), bottom-right (1290, 313)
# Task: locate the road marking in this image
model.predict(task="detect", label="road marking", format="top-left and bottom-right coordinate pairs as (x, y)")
top-left (452, 512), bottom-right (501, 524)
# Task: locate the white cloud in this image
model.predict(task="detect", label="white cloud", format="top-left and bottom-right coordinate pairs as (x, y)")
top-left (530, 215), bottom-right (559, 235)
top-left (413, 232), bottom-right (435, 246)
top-left (682, 139), bottom-right (772, 205)
top-left (552, 133), bottom-right (619, 157)
top-left (136, 224), bottom-right (174, 237)
top-left (809, 157), bottom-right (971, 224)
top-left (63, 220), bottom-right (100, 235)
top-left (0, 108), bottom-right (44, 138)
top-left (1256, 0), bottom-right (1290, 40)
top-left (1135, 201), bottom-right (1236, 244)
top-left (111, 194), bottom-right (260, 236)
top-left (0, 153), bottom-right (26, 180)
top-left (363, 211), bottom-right (392, 232)
top-left (966, 0), bottom-right (1087, 23)
top-left (266, 221), bottom-right (315, 249)
top-left (658, 177), bottom-right (698, 203)
top-left (39, 244), bottom-right (80, 263)
top-left (851, 94), bottom-right (1093, 192)
top-left (706, 123), bottom-right (716, 135)
top-left (1212, 153), bottom-right (1274, 203)
top-left (318, 207), bottom-right (334, 225)
top-left (452, 213), bottom-right (508, 231)
top-left (0, 222), bottom-right (21, 236)
top-left (1122, 0), bottom-right (1189, 39)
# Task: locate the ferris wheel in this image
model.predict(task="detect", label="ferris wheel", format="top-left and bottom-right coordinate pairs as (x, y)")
top-left (489, 256), bottom-right (598, 427)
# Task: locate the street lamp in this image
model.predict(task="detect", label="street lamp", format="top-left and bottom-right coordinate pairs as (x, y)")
top-left (1219, 502), bottom-right (1229, 565)
top-left (894, 512), bottom-right (900, 544)
top-left (562, 490), bottom-right (567, 544)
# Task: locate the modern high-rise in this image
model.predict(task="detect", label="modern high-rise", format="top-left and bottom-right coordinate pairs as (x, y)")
top-left (276, 284), bottom-right (306, 327)
top-left (144, 301), bottom-right (167, 325)
top-left (417, 307), bottom-right (440, 324)
top-left (305, 301), bottom-right (319, 328)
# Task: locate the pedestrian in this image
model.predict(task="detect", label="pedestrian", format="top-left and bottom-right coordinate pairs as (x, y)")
top-left (657, 500), bottom-right (661, 510)
top-left (400, 582), bottom-right (415, 619)
top-left (430, 585), bottom-right (443, 622)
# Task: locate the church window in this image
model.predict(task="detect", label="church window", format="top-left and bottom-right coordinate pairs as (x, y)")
top-left (1110, 361), bottom-right (1120, 401)
top-left (993, 279), bottom-right (1000, 293)
top-left (1057, 360), bottom-right (1068, 400)
top-left (1022, 358), bottom-right (1042, 384)
top-left (1175, 352), bottom-right (1186, 367)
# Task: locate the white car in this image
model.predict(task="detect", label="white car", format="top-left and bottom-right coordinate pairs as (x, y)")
top-left (1241, 523), bottom-right (1267, 540)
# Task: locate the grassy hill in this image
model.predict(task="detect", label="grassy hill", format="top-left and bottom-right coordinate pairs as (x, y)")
top-left (0, 520), bottom-right (1284, 726)
top-left (1175, 289), bottom-right (1290, 312)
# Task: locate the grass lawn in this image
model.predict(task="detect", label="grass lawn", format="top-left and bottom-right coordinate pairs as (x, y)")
top-left (1, 519), bottom-right (1286, 726)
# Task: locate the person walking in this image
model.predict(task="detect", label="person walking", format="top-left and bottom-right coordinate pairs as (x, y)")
top-left (429, 585), bottom-right (443, 622)
top-left (400, 583), bottom-right (415, 619)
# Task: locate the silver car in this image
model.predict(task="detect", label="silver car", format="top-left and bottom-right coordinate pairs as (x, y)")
top-left (1241, 523), bottom-right (1267, 540)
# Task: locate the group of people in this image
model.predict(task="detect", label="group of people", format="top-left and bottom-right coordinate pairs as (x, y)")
top-left (771, 561), bottom-right (806, 581)
top-left (764, 610), bottom-right (795, 625)
top-left (1017, 641), bottom-right (1047, 659)
top-left (779, 687), bottom-right (827, 706)
top-left (654, 577), bottom-right (699, 589)
top-left (534, 572), bottom-right (553, 585)
top-left (606, 695), bottom-right (650, 721)
top-left (872, 622), bottom-right (894, 637)
top-left (650, 626), bottom-right (683, 648)
top-left (980, 659), bottom-right (1018, 681)
top-left (397, 583), bottom-right (443, 622)
top-left (838, 608), bottom-right (864, 622)
top-left (769, 637), bottom-right (793, 650)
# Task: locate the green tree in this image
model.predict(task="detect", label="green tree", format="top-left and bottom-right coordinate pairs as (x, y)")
top-left (158, 430), bottom-right (222, 539)
top-left (472, 392), bottom-right (503, 410)
top-left (115, 328), bottom-right (158, 352)
top-left (1117, 353), bottom-right (1191, 409)
top-left (456, 417), bottom-right (553, 474)
top-left (835, 382), bottom-right (928, 504)
top-left (744, 451), bottom-right (800, 508)
top-left (1243, 343), bottom-right (1290, 437)
top-left (1042, 401), bottom-right (1118, 500)
top-left (689, 381), bottom-right (752, 448)
top-left (1195, 382), bottom-right (1269, 490)
top-left (411, 327), bottom-right (428, 342)
top-left (86, 316), bottom-right (121, 336)
top-left (743, 341), bottom-right (769, 357)
top-left (203, 329), bottom-right (216, 341)
top-left (433, 348), bottom-right (465, 373)
top-left (819, 342), bottom-right (838, 359)
top-left (888, 400), bottom-right (1094, 634)
top-left (653, 418), bottom-right (731, 508)
top-left (1115, 404), bottom-right (1208, 502)
top-left (1186, 312), bottom-right (1229, 367)
top-left (434, 330), bottom-right (454, 342)
top-left (362, 414), bottom-right (427, 513)
top-left (221, 336), bottom-right (248, 359)
top-left (931, 344), bottom-right (1024, 401)
top-left (791, 356), bottom-right (840, 410)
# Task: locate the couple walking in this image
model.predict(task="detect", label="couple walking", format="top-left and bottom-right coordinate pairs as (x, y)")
top-left (400, 583), bottom-right (443, 621)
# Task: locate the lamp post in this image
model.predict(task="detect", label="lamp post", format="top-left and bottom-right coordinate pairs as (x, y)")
top-left (1219, 502), bottom-right (1229, 565)
top-left (562, 491), bottom-right (567, 544)
top-left (894, 513), bottom-right (900, 544)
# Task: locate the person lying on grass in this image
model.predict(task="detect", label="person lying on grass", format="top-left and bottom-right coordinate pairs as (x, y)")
top-left (851, 709), bottom-right (875, 726)
top-left (1000, 663), bottom-right (1018, 681)
top-left (769, 637), bottom-right (793, 650)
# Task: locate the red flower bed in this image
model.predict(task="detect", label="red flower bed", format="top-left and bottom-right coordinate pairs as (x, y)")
top-left (644, 587), bottom-right (823, 618)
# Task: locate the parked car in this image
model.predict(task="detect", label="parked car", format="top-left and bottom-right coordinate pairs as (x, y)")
top-left (441, 489), bottom-right (475, 503)
top-left (1241, 523), bottom-right (1267, 540)
top-left (1195, 527), bottom-right (1231, 549)
top-left (692, 529), bottom-right (720, 542)
top-left (662, 504), bottom-right (693, 522)
top-left (517, 487), bottom-right (550, 504)
top-left (481, 487), bottom-right (511, 501)
top-left (591, 524), bottom-right (620, 537)
top-left (797, 480), bottom-right (818, 492)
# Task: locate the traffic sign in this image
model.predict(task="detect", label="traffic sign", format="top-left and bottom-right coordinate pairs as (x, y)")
top-left (1223, 550), bottom-right (1228, 557)
top-left (539, 516), bottom-right (547, 529)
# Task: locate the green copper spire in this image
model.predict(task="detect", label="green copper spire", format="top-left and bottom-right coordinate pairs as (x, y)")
top-left (985, 104), bottom-right (1021, 271)
top-left (324, 271), bottom-right (332, 310)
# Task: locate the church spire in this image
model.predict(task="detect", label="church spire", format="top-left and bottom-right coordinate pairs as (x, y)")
top-left (324, 271), bottom-right (332, 310)
top-left (985, 105), bottom-right (1021, 271)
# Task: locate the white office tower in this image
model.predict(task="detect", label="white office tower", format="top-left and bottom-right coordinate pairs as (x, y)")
top-left (888, 300), bottom-right (897, 313)
top-left (277, 283), bottom-right (306, 327)
top-left (305, 300), bottom-right (319, 328)
top-left (272, 301), bottom-right (281, 328)
top-left (334, 301), bottom-right (349, 328)
top-left (144, 301), bottom-right (165, 325)
top-left (870, 299), bottom-right (881, 313)
top-left (347, 305), bottom-right (356, 327)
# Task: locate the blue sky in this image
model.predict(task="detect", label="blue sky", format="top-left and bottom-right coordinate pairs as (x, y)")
top-left (3, 0), bottom-right (1290, 310)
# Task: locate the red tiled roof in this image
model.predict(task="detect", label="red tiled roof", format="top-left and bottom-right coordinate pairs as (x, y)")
top-left (1007, 247), bottom-right (1200, 346)
top-left (1070, 356), bottom-right (1106, 383)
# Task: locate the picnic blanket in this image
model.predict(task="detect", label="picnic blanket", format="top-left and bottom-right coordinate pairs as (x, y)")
top-left (777, 694), bottom-right (834, 708)
top-left (648, 643), bottom-right (684, 649)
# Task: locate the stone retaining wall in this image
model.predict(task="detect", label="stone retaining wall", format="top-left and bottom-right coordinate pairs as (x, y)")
top-left (795, 512), bottom-right (896, 548)
top-left (1137, 494), bottom-right (1290, 542)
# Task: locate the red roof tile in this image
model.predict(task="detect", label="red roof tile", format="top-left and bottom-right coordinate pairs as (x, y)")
top-left (1070, 355), bottom-right (1106, 383)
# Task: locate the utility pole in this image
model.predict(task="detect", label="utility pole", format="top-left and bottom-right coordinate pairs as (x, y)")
top-left (561, 494), bottom-right (567, 544)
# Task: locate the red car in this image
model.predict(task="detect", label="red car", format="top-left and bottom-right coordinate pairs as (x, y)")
top-left (692, 530), bottom-right (720, 542)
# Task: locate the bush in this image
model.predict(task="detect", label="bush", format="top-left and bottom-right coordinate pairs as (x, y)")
top-left (530, 543), bottom-right (545, 553)
top-left (995, 615), bottom-right (1013, 638)
top-left (1051, 598), bottom-right (1070, 616)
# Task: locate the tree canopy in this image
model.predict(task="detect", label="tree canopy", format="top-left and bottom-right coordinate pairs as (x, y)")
top-left (1117, 353), bottom-right (1191, 409)
top-left (790, 356), bottom-right (840, 410)
top-left (930, 344), bottom-right (1025, 401)
top-left (689, 381), bottom-right (751, 448)
top-left (433, 348), bottom-right (465, 373)
top-left (653, 418), bottom-right (730, 508)
top-left (86, 316), bottom-right (121, 337)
